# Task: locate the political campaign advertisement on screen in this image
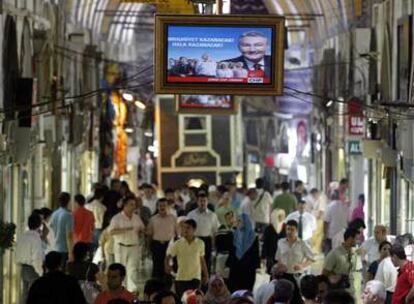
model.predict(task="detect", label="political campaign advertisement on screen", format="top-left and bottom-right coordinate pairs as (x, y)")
top-left (167, 25), bottom-right (273, 85)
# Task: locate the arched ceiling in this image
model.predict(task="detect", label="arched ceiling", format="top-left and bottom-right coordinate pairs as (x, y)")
top-left (64, 0), bottom-right (357, 51)
top-left (265, 0), bottom-right (355, 47)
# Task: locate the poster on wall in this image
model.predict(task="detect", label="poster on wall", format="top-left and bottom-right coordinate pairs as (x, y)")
top-left (155, 14), bottom-right (285, 95)
top-left (176, 95), bottom-right (237, 114)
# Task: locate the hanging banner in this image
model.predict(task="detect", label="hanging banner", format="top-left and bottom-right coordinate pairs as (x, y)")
top-left (120, 0), bottom-right (195, 14)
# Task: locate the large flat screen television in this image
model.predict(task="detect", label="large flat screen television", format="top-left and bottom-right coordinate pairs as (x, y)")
top-left (155, 14), bottom-right (285, 95)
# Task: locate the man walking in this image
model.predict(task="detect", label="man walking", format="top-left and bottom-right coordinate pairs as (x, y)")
top-left (147, 198), bottom-right (177, 279)
top-left (273, 182), bottom-right (297, 217)
top-left (285, 200), bottom-right (316, 243)
top-left (165, 219), bottom-right (209, 298)
top-left (86, 185), bottom-right (106, 250)
top-left (187, 192), bottom-right (219, 272)
top-left (275, 220), bottom-right (315, 304)
top-left (109, 195), bottom-right (145, 292)
top-left (15, 213), bottom-right (44, 304)
top-left (251, 178), bottom-right (273, 233)
top-left (49, 192), bottom-right (74, 265)
top-left (73, 194), bottom-right (95, 247)
top-left (323, 228), bottom-right (359, 293)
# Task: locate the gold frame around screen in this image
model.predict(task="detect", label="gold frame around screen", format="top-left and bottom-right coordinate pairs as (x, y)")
top-left (155, 14), bottom-right (285, 96)
top-left (175, 95), bottom-right (238, 114)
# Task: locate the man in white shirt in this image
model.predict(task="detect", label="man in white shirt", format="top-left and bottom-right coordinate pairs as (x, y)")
top-left (85, 185), bottom-right (106, 250)
top-left (323, 190), bottom-right (350, 254)
top-left (375, 256), bottom-right (398, 301)
top-left (360, 225), bottom-right (395, 265)
top-left (141, 183), bottom-right (158, 214)
top-left (250, 178), bottom-right (273, 233)
top-left (147, 198), bottom-right (177, 279)
top-left (285, 200), bottom-right (317, 243)
top-left (195, 53), bottom-right (217, 77)
top-left (188, 191), bottom-right (220, 272)
top-left (275, 220), bottom-right (315, 304)
top-left (109, 195), bottom-right (145, 292)
top-left (15, 213), bottom-right (45, 304)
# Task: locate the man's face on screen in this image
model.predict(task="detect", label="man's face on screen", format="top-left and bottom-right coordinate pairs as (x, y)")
top-left (238, 35), bottom-right (268, 62)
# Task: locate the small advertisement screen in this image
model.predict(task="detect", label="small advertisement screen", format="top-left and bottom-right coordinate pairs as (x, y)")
top-left (167, 25), bottom-right (273, 85)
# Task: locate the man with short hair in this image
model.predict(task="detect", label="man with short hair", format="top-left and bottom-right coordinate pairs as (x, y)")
top-left (15, 213), bottom-right (44, 303)
top-left (362, 280), bottom-right (386, 304)
top-left (272, 279), bottom-right (294, 304)
top-left (273, 182), bottom-right (297, 217)
top-left (275, 220), bottom-right (314, 304)
top-left (390, 244), bottom-right (414, 304)
top-left (300, 275), bottom-right (319, 304)
top-left (141, 183), bottom-right (158, 214)
top-left (324, 290), bottom-right (355, 304)
top-left (324, 190), bottom-right (350, 254)
top-left (94, 263), bottom-right (136, 304)
top-left (323, 228), bottom-right (359, 293)
top-left (293, 180), bottom-right (305, 203)
top-left (109, 195), bottom-right (145, 292)
top-left (49, 192), bottom-right (74, 265)
top-left (285, 201), bottom-right (316, 242)
top-left (27, 251), bottom-right (86, 304)
top-left (147, 198), bottom-right (177, 279)
top-left (165, 219), bottom-right (209, 298)
top-left (86, 186), bottom-right (107, 250)
top-left (73, 194), bottom-right (95, 246)
top-left (187, 192), bottom-right (220, 272)
top-left (361, 225), bottom-right (395, 265)
top-left (250, 177), bottom-right (273, 233)
top-left (224, 31), bottom-right (271, 78)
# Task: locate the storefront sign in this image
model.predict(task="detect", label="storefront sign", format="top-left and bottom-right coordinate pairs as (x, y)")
top-left (349, 116), bottom-right (365, 135)
top-left (348, 140), bottom-right (362, 155)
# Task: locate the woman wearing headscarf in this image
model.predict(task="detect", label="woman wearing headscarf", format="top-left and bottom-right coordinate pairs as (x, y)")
top-left (204, 275), bottom-right (231, 304)
top-left (262, 209), bottom-right (286, 274)
top-left (227, 213), bottom-right (260, 292)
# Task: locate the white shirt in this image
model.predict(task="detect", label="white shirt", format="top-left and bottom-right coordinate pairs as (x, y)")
top-left (143, 196), bottom-right (158, 214)
top-left (305, 194), bottom-right (327, 218)
top-left (187, 208), bottom-right (219, 237)
top-left (275, 238), bottom-right (314, 274)
top-left (109, 211), bottom-right (144, 245)
top-left (216, 69), bottom-right (234, 78)
top-left (285, 211), bottom-right (317, 241)
top-left (86, 199), bottom-right (107, 229)
top-left (325, 200), bottom-right (350, 239)
top-left (195, 60), bottom-right (217, 76)
top-left (15, 230), bottom-right (44, 276)
top-left (375, 256), bottom-right (398, 292)
top-left (254, 280), bottom-right (277, 304)
top-left (361, 236), bottom-right (396, 264)
top-left (249, 189), bottom-right (272, 224)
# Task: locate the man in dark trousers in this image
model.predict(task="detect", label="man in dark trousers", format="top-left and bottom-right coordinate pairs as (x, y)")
top-left (27, 251), bottom-right (86, 304)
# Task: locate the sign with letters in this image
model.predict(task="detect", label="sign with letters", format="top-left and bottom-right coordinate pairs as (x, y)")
top-left (348, 140), bottom-right (362, 155)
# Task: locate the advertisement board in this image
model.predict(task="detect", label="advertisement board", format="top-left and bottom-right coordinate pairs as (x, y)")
top-left (155, 15), bottom-right (285, 95)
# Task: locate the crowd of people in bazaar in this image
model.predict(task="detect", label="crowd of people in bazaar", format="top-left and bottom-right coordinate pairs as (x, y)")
top-left (16, 177), bottom-right (414, 304)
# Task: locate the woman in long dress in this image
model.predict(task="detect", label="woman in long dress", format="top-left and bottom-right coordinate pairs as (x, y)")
top-left (262, 209), bottom-right (286, 274)
top-left (227, 213), bottom-right (260, 292)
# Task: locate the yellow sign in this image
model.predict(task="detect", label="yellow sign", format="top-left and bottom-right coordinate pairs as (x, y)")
top-left (120, 0), bottom-right (195, 14)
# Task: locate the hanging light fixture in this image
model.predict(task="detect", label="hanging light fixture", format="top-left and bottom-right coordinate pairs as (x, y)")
top-left (135, 100), bottom-right (146, 110)
top-left (122, 92), bottom-right (134, 102)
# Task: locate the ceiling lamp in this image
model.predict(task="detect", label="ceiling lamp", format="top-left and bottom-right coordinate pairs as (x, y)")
top-left (122, 92), bottom-right (134, 102)
top-left (135, 100), bottom-right (146, 110)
